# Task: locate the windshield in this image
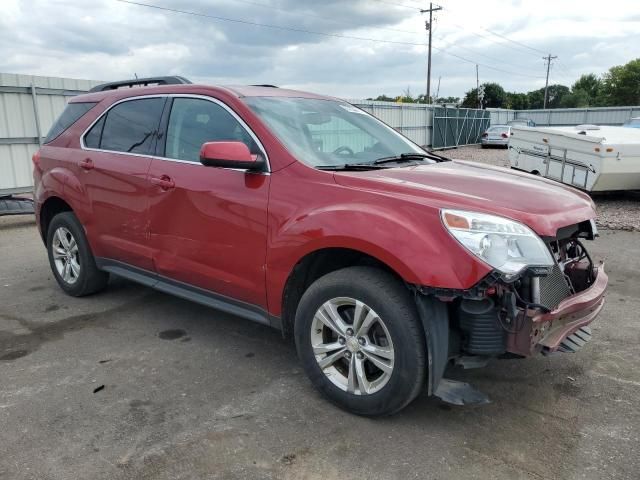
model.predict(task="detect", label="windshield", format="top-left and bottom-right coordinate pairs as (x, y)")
top-left (488, 126), bottom-right (509, 134)
top-left (243, 97), bottom-right (425, 167)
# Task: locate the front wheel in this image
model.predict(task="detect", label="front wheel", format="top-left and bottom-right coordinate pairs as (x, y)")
top-left (294, 267), bottom-right (426, 416)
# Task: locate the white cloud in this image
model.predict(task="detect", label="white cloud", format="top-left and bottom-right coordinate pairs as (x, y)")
top-left (0, 0), bottom-right (638, 99)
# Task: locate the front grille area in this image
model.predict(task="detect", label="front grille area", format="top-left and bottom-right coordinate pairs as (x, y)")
top-left (539, 264), bottom-right (572, 310)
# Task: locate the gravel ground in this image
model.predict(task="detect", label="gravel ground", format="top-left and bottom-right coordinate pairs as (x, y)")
top-left (1, 215), bottom-right (640, 480)
top-left (439, 145), bottom-right (640, 231)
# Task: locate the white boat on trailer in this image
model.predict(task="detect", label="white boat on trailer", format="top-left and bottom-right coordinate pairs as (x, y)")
top-left (508, 125), bottom-right (640, 192)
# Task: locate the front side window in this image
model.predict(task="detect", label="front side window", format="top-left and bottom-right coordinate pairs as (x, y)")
top-left (96, 98), bottom-right (164, 154)
top-left (44, 102), bottom-right (97, 143)
top-left (243, 97), bottom-right (423, 167)
top-left (164, 98), bottom-right (261, 162)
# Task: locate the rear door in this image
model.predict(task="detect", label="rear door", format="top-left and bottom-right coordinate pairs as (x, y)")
top-left (80, 96), bottom-right (166, 270)
top-left (146, 96), bottom-right (270, 308)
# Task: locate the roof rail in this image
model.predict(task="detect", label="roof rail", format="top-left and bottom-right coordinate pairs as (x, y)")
top-left (89, 76), bottom-right (192, 93)
top-left (250, 84), bottom-right (279, 88)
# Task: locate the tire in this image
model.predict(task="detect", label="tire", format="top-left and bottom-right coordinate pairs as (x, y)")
top-left (294, 266), bottom-right (426, 416)
top-left (47, 211), bottom-right (109, 296)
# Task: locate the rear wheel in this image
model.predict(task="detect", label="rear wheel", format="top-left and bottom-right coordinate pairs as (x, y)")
top-left (294, 267), bottom-right (426, 416)
top-left (47, 212), bottom-right (109, 296)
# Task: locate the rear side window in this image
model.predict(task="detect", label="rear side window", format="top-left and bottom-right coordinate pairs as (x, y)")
top-left (92, 98), bottom-right (164, 154)
top-left (44, 102), bottom-right (97, 143)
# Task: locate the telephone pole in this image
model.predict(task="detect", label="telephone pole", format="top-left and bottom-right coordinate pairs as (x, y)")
top-left (476, 64), bottom-right (480, 109)
top-left (543, 54), bottom-right (557, 109)
top-left (421, 3), bottom-right (442, 105)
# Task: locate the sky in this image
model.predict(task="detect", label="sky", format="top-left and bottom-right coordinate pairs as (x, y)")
top-left (1, 0), bottom-right (639, 100)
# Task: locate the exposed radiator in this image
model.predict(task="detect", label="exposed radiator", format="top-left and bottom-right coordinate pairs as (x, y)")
top-left (539, 264), bottom-right (572, 310)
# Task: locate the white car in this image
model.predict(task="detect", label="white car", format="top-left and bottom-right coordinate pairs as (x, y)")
top-left (481, 125), bottom-right (512, 148)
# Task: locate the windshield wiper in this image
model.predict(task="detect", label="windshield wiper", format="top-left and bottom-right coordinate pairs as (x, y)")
top-left (315, 163), bottom-right (388, 171)
top-left (372, 152), bottom-right (432, 165)
top-left (374, 151), bottom-right (450, 165)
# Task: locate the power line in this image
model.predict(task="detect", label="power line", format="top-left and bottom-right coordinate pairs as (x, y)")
top-left (479, 27), bottom-right (548, 55)
top-left (433, 35), bottom-right (546, 74)
top-left (444, 21), bottom-right (542, 58)
top-left (229, 0), bottom-right (423, 35)
top-left (114, 0), bottom-right (545, 79)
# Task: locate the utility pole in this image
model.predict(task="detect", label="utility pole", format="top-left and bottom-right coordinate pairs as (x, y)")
top-left (543, 54), bottom-right (557, 109)
top-left (421, 3), bottom-right (442, 105)
top-left (435, 76), bottom-right (441, 103)
top-left (476, 64), bottom-right (480, 109)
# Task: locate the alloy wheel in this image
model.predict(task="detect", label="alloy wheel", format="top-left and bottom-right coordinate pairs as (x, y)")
top-left (52, 227), bottom-right (81, 285)
top-left (310, 297), bottom-right (395, 395)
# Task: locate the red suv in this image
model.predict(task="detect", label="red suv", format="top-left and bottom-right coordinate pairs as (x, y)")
top-left (33, 77), bottom-right (607, 416)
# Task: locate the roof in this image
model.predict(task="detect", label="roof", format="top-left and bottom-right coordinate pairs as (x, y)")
top-left (71, 83), bottom-right (337, 104)
top-left (514, 125), bottom-right (640, 146)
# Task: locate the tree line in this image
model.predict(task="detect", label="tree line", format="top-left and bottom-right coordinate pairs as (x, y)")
top-left (367, 58), bottom-right (640, 110)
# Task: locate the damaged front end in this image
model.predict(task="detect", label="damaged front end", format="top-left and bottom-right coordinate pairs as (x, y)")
top-left (415, 218), bottom-right (607, 401)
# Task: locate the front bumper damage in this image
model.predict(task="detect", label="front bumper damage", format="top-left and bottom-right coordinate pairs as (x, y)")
top-left (414, 239), bottom-right (607, 405)
top-left (506, 264), bottom-right (607, 356)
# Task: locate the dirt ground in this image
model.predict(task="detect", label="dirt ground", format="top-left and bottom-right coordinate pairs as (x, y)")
top-left (442, 145), bottom-right (640, 231)
top-left (1, 213), bottom-right (639, 480)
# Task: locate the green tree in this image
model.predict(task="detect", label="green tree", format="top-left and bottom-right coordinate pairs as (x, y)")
top-left (506, 92), bottom-right (529, 110)
top-left (527, 84), bottom-right (570, 109)
top-left (560, 89), bottom-right (590, 108)
top-left (461, 82), bottom-right (507, 108)
top-left (571, 74), bottom-right (602, 105)
top-left (367, 94), bottom-right (396, 102)
top-left (601, 58), bottom-right (640, 106)
top-left (437, 96), bottom-right (461, 105)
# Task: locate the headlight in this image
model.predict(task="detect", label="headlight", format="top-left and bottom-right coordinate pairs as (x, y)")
top-left (441, 209), bottom-right (553, 276)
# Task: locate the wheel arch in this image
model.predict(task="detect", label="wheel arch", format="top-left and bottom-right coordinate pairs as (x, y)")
top-left (39, 196), bottom-right (73, 243)
top-left (279, 246), bottom-right (408, 339)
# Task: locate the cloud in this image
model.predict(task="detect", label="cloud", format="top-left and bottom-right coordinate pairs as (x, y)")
top-left (0, 0), bottom-right (638, 99)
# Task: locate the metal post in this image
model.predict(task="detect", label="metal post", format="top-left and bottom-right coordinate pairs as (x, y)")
top-left (30, 83), bottom-right (43, 147)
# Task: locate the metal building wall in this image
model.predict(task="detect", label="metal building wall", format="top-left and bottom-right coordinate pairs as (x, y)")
top-left (348, 100), bottom-right (433, 146)
top-left (0, 73), bottom-right (101, 195)
top-left (488, 108), bottom-right (516, 125)
top-left (489, 106), bottom-right (640, 127)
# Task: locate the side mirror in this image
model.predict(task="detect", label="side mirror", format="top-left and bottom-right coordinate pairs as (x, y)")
top-left (199, 141), bottom-right (264, 170)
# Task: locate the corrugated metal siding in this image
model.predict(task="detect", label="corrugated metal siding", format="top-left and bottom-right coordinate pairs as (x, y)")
top-left (0, 143), bottom-right (38, 191)
top-left (348, 100), bottom-right (433, 146)
top-left (491, 106), bottom-right (640, 126)
top-left (488, 108), bottom-right (516, 125)
top-left (0, 73), bottom-right (102, 194)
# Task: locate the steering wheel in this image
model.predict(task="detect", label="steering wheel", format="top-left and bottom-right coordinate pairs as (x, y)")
top-left (333, 146), bottom-right (355, 156)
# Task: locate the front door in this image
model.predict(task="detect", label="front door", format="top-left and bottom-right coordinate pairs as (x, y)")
top-left (78, 96), bottom-right (166, 270)
top-left (147, 96), bottom-right (270, 308)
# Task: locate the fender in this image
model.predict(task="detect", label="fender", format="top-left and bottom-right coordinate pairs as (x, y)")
top-left (265, 189), bottom-right (491, 317)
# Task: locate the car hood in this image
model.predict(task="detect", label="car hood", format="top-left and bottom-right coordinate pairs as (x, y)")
top-left (332, 160), bottom-right (596, 237)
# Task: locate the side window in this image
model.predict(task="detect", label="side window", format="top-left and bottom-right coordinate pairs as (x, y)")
top-left (164, 98), bottom-right (260, 163)
top-left (44, 102), bottom-right (97, 143)
top-left (99, 98), bottom-right (164, 154)
top-left (84, 115), bottom-right (105, 148)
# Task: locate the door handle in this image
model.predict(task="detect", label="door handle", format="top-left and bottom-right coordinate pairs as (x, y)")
top-left (80, 158), bottom-right (94, 171)
top-left (150, 175), bottom-right (175, 190)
